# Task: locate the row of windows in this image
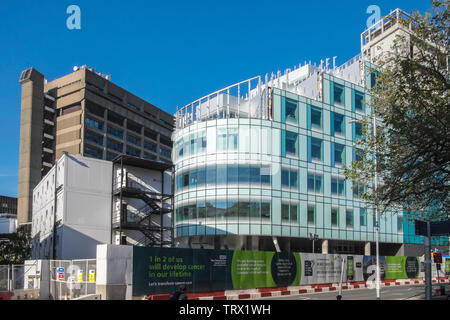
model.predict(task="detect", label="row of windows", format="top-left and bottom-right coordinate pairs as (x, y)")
top-left (175, 130), bottom-right (359, 168)
top-left (280, 86), bottom-right (365, 129)
top-left (175, 201), bottom-right (399, 231)
top-left (86, 116), bottom-right (164, 146)
top-left (175, 164), bottom-right (363, 198)
top-left (176, 201), bottom-right (271, 222)
top-left (175, 164), bottom-right (272, 191)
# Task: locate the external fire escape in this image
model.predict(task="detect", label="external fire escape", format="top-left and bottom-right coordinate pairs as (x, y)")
top-left (111, 155), bottom-right (174, 247)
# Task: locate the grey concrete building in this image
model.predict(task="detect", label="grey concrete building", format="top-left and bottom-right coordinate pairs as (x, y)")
top-left (18, 66), bottom-right (174, 226)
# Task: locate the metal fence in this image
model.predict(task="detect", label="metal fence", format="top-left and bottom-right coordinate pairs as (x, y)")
top-left (50, 259), bottom-right (96, 300)
top-left (0, 261), bottom-right (40, 292)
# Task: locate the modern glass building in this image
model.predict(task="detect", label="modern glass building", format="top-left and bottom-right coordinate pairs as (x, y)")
top-left (171, 9), bottom-right (448, 255)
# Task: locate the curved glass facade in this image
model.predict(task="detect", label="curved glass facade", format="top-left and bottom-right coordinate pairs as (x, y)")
top-left (172, 68), bottom-right (405, 252)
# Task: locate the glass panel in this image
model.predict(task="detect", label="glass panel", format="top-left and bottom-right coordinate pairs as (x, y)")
top-left (286, 131), bottom-right (298, 156)
top-left (285, 98), bottom-right (298, 122)
top-left (239, 202), bottom-right (250, 219)
top-left (228, 128), bottom-right (238, 150)
top-left (227, 165), bottom-right (238, 184)
top-left (334, 113), bottom-right (345, 135)
top-left (216, 164), bottom-right (227, 185)
top-left (281, 204), bottom-right (290, 221)
top-left (290, 170), bottom-right (298, 189)
top-left (310, 107), bottom-right (322, 129)
top-left (290, 204), bottom-right (298, 222)
top-left (281, 169), bottom-right (290, 187)
top-left (216, 201), bottom-right (227, 222)
top-left (346, 209), bottom-right (354, 228)
top-left (250, 166), bottom-right (260, 184)
top-left (360, 208), bottom-right (367, 226)
top-left (307, 205), bottom-right (315, 225)
top-left (261, 166), bottom-right (271, 185)
top-left (261, 202), bottom-right (271, 220)
top-left (250, 202), bottom-right (260, 218)
top-left (331, 208), bottom-right (339, 226)
top-left (197, 167), bottom-right (206, 186)
top-left (334, 143), bottom-right (345, 165)
top-left (333, 83), bottom-right (345, 105)
top-left (355, 90), bottom-right (365, 111)
top-left (311, 138), bottom-right (323, 161)
top-left (238, 165), bottom-right (250, 184)
top-left (227, 200), bottom-right (238, 219)
top-left (206, 165), bottom-right (216, 187)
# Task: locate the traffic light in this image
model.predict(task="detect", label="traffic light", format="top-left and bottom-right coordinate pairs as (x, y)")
top-left (433, 252), bottom-right (442, 264)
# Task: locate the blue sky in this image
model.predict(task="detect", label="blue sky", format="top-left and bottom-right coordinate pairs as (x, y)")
top-left (0, 0), bottom-right (432, 197)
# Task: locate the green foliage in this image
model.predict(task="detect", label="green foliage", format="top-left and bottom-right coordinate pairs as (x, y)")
top-left (0, 226), bottom-right (31, 264)
top-left (344, 1), bottom-right (449, 221)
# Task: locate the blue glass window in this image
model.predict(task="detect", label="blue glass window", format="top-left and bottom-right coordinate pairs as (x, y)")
top-left (107, 126), bottom-right (123, 139)
top-left (307, 205), bottom-right (315, 226)
top-left (310, 106), bottom-right (322, 129)
top-left (354, 90), bottom-right (365, 112)
top-left (286, 131), bottom-right (299, 156)
top-left (346, 209), bottom-right (354, 228)
top-left (334, 143), bottom-right (345, 166)
top-left (333, 83), bottom-right (345, 105)
top-left (216, 164), bottom-right (227, 185)
top-left (360, 208), bottom-right (367, 226)
top-left (331, 177), bottom-right (346, 196)
top-left (227, 165), bottom-right (238, 184)
top-left (238, 165), bottom-right (250, 184)
top-left (307, 172), bottom-right (323, 193)
top-left (331, 207), bottom-right (339, 227)
top-left (285, 98), bottom-right (298, 123)
top-left (310, 137), bottom-right (323, 162)
top-left (333, 112), bottom-right (345, 136)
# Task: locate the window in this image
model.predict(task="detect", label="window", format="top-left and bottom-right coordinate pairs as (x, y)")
top-left (238, 165), bottom-right (250, 184)
top-left (107, 126), bottom-right (123, 139)
top-left (346, 209), bottom-right (354, 228)
top-left (331, 176), bottom-right (346, 196)
top-left (227, 165), bottom-right (238, 184)
top-left (353, 182), bottom-right (366, 199)
top-left (261, 202), bottom-right (271, 220)
top-left (333, 112), bottom-right (345, 136)
top-left (144, 129), bottom-right (158, 141)
top-left (85, 130), bottom-right (103, 146)
top-left (189, 169), bottom-right (197, 187)
top-left (107, 112), bottom-right (124, 126)
top-left (281, 169), bottom-right (290, 187)
top-left (333, 83), bottom-right (345, 105)
top-left (282, 168), bottom-right (298, 189)
top-left (310, 137), bottom-right (323, 162)
top-left (307, 172), bottom-right (323, 193)
top-left (85, 117), bottom-right (103, 131)
top-left (216, 164), bottom-right (227, 185)
top-left (107, 139), bottom-right (123, 153)
top-left (354, 148), bottom-right (364, 162)
top-left (331, 207), bottom-right (339, 227)
top-left (290, 204), bottom-right (298, 223)
top-left (84, 145), bottom-right (103, 159)
top-left (206, 165), bottom-right (216, 187)
top-left (360, 208), bottom-right (367, 226)
top-left (310, 106), bottom-right (322, 130)
top-left (285, 98), bottom-right (298, 122)
top-left (197, 167), bottom-right (206, 186)
top-left (144, 141), bottom-right (157, 153)
top-left (127, 122), bottom-right (142, 135)
top-left (354, 90), bottom-right (365, 112)
top-left (160, 137), bottom-right (172, 148)
top-left (282, 204), bottom-right (290, 221)
top-left (238, 202), bottom-right (250, 219)
top-left (217, 128), bottom-right (238, 150)
top-left (160, 148), bottom-right (171, 158)
top-left (334, 143), bottom-right (345, 166)
top-left (127, 134), bottom-right (141, 146)
top-left (285, 131), bottom-right (298, 156)
top-left (261, 166), bottom-right (271, 185)
top-left (397, 216), bottom-right (403, 232)
top-left (354, 122), bottom-right (363, 141)
top-left (307, 205), bottom-right (315, 226)
top-left (249, 202), bottom-right (260, 219)
top-left (126, 146), bottom-right (140, 157)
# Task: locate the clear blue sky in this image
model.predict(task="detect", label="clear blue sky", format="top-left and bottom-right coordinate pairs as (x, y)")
top-left (0, 0), bottom-right (432, 197)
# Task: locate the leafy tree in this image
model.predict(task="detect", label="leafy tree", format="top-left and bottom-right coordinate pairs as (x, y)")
top-left (0, 226), bottom-right (31, 265)
top-left (344, 1), bottom-right (449, 222)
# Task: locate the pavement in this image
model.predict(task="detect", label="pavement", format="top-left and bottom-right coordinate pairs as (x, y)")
top-left (147, 277), bottom-right (450, 300)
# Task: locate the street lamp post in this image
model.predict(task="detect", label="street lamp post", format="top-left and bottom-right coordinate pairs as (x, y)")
top-left (349, 117), bottom-right (380, 300)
